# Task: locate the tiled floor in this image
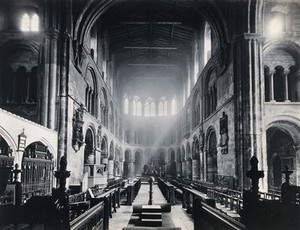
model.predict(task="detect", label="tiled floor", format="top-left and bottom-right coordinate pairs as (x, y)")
top-left (109, 183), bottom-right (193, 230)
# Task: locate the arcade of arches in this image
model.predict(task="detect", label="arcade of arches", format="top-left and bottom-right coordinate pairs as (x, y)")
top-left (0, 0), bottom-right (300, 220)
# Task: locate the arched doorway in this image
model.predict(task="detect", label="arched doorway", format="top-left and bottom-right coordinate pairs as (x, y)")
top-left (84, 129), bottom-right (94, 164)
top-left (192, 138), bottom-right (200, 181)
top-left (267, 127), bottom-right (296, 191)
top-left (207, 131), bottom-right (217, 183)
top-left (100, 136), bottom-right (108, 164)
top-left (22, 142), bottom-right (53, 199)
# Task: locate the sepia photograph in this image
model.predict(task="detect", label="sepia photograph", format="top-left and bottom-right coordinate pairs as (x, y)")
top-left (0, 0), bottom-right (300, 229)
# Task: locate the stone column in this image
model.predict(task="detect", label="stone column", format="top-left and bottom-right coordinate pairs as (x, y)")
top-left (57, 32), bottom-right (70, 163)
top-left (45, 29), bottom-right (59, 129)
top-left (236, 33), bottom-right (264, 188)
top-left (192, 158), bottom-right (200, 181)
top-left (284, 70), bottom-right (290, 102)
top-left (269, 70), bottom-right (275, 102)
top-left (96, 94), bottom-right (100, 119)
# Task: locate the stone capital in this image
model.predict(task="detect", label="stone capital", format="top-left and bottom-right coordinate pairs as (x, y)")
top-left (243, 33), bottom-right (263, 42)
top-left (44, 29), bottom-right (59, 39)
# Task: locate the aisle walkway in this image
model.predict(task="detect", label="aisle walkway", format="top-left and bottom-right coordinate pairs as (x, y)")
top-left (109, 182), bottom-right (193, 229)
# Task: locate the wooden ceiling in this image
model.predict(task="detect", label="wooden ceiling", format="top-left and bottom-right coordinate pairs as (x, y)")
top-left (99, 0), bottom-right (204, 78)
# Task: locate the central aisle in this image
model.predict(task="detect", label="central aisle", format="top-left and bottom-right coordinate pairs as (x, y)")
top-left (109, 182), bottom-right (193, 229)
top-left (133, 182), bottom-right (167, 204)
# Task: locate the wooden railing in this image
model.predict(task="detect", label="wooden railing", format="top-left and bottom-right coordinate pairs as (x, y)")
top-left (207, 188), bottom-right (243, 215)
top-left (258, 191), bottom-right (281, 200)
top-left (70, 200), bottom-right (104, 230)
top-left (157, 178), bottom-right (175, 205)
top-left (126, 178), bottom-right (141, 205)
top-left (194, 198), bottom-right (245, 230)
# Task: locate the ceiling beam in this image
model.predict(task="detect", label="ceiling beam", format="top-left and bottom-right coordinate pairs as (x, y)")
top-left (120, 21), bottom-right (182, 25)
top-left (127, 63), bottom-right (175, 67)
top-left (123, 46), bottom-right (178, 50)
top-left (128, 77), bottom-right (176, 80)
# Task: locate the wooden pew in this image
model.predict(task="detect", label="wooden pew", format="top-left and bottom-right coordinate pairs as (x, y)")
top-left (126, 178), bottom-right (141, 205)
top-left (194, 197), bottom-right (245, 230)
top-left (157, 178), bottom-right (175, 205)
top-left (70, 201), bottom-right (104, 230)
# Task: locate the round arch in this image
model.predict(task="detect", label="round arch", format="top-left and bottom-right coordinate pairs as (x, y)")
top-left (0, 40), bottom-right (39, 55)
top-left (206, 126), bottom-right (218, 183)
top-left (100, 135), bottom-right (108, 164)
top-left (22, 141), bottom-right (54, 196)
top-left (0, 127), bottom-right (17, 156)
top-left (84, 128), bottom-right (95, 164)
top-left (265, 119), bottom-right (300, 187)
top-left (263, 40), bottom-right (300, 66)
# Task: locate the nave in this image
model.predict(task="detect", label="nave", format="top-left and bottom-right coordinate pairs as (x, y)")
top-left (0, 0), bottom-right (300, 229)
top-left (109, 182), bottom-right (193, 230)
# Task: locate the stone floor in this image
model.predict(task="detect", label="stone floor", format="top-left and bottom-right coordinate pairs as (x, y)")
top-left (109, 182), bottom-right (194, 230)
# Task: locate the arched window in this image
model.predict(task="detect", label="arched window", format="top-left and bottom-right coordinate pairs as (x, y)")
top-left (150, 100), bottom-right (156, 116)
top-left (204, 21), bottom-right (212, 65)
top-left (144, 98), bottom-right (156, 116)
top-left (132, 96), bottom-right (141, 116)
top-left (205, 69), bottom-right (217, 118)
top-left (194, 41), bottom-right (199, 84)
top-left (21, 14), bottom-right (30, 31)
top-left (136, 101), bottom-right (142, 116)
top-left (158, 97), bottom-right (168, 116)
top-left (124, 97), bottom-right (129, 114)
top-left (85, 69), bottom-right (96, 116)
top-left (171, 98), bottom-right (177, 115)
top-left (144, 101), bottom-right (150, 117)
top-left (132, 99), bottom-right (137, 116)
top-left (21, 13), bottom-right (39, 32)
top-left (158, 101), bottom-right (164, 116)
top-left (163, 99), bottom-right (168, 116)
top-left (31, 14), bottom-right (39, 32)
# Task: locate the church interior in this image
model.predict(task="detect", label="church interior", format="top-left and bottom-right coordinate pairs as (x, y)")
top-left (0, 0), bottom-right (300, 229)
